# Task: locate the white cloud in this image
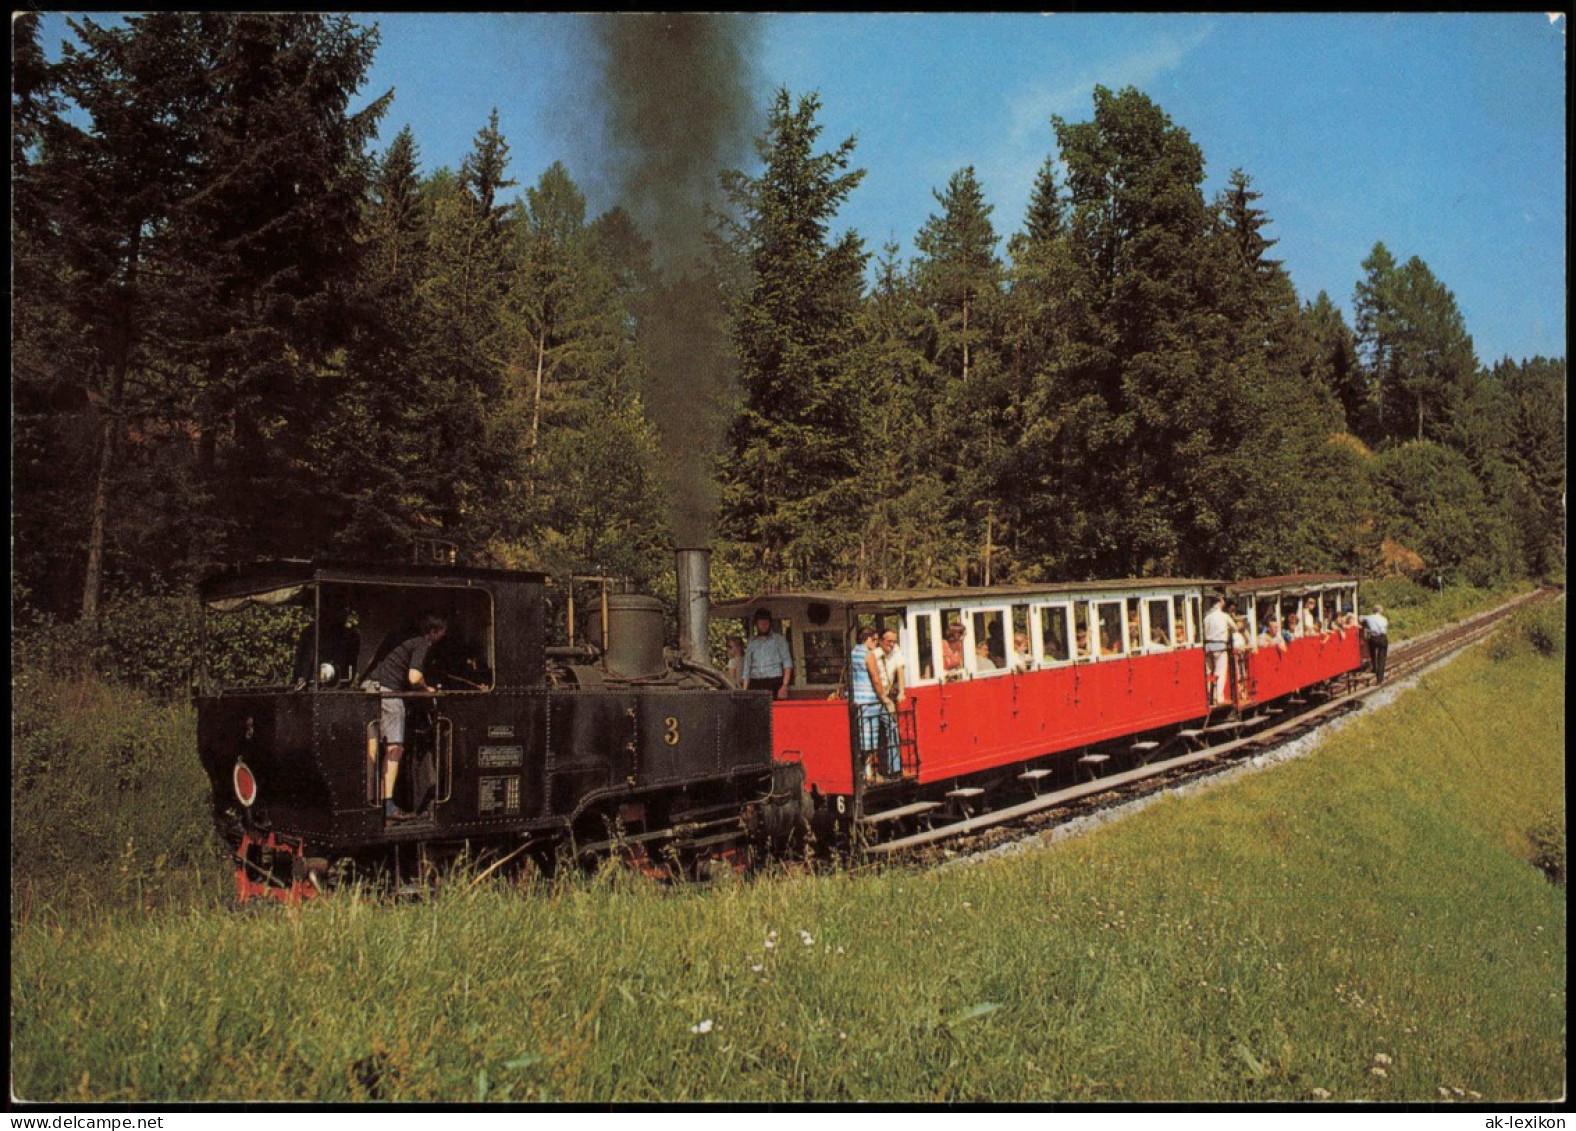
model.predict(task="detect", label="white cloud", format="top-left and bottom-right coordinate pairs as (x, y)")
top-left (1005, 23), bottom-right (1215, 146)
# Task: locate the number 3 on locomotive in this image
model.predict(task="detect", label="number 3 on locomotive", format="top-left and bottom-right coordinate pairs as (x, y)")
top-left (663, 716), bottom-right (680, 746)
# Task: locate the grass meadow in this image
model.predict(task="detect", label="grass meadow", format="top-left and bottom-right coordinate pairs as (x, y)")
top-left (10, 592), bottom-right (1564, 1102)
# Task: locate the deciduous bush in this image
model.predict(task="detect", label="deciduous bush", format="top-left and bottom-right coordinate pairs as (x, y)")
top-left (15, 587), bottom-right (300, 701)
top-left (1487, 599), bottom-right (1565, 662)
top-left (1527, 812), bottom-right (1565, 887)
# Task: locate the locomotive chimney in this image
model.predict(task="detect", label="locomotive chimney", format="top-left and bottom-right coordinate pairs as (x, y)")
top-left (675, 547), bottom-right (711, 663)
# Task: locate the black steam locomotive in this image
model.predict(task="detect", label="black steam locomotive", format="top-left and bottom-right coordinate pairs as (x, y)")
top-left (195, 552), bottom-right (804, 901)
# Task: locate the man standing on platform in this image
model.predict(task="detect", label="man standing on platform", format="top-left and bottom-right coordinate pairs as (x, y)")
top-left (1203, 596), bottom-right (1234, 706)
top-left (742, 607), bottom-right (793, 699)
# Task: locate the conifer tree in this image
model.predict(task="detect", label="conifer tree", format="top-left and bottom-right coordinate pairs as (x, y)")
top-left (717, 89), bottom-right (869, 584)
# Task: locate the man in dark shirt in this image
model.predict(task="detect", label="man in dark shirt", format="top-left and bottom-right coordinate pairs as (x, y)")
top-left (362, 614), bottom-right (447, 820)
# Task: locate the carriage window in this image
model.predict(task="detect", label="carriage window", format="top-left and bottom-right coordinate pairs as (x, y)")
top-left (913, 611), bottom-right (938, 682)
top-left (1011, 604), bottom-right (1031, 671)
top-left (941, 607), bottom-right (966, 678)
top-left (1146, 598), bottom-right (1172, 649)
top-left (1239, 594), bottom-right (1257, 639)
top-left (1187, 596), bottom-right (1201, 645)
top-left (1096, 601), bottom-right (1125, 658)
top-left (1039, 605), bottom-right (1071, 664)
top-left (1281, 596), bottom-right (1301, 637)
top-left (1173, 595), bottom-right (1188, 646)
top-left (970, 609), bottom-right (1007, 674)
top-left (1125, 598), bottom-right (1144, 652)
top-left (1073, 603), bottom-right (1091, 659)
top-left (801, 630), bottom-right (844, 687)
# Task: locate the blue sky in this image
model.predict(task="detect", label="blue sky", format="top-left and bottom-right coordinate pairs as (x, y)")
top-left (38, 12), bottom-right (1567, 365)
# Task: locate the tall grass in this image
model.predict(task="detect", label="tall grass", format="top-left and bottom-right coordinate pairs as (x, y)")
top-left (11, 638), bottom-right (1563, 1102)
top-left (12, 665), bottom-right (227, 925)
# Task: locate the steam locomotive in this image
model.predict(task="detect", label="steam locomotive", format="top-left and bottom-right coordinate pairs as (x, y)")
top-left (196, 550), bottom-right (1362, 902)
top-left (195, 551), bottom-right (805, 901)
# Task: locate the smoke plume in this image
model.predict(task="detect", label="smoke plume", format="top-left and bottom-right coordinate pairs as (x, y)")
top-left (587, 14), bottom-right (760, 545)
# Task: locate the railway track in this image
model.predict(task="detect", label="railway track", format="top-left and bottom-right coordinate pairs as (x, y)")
top-left (860, 586), bottom-right (1557, 866)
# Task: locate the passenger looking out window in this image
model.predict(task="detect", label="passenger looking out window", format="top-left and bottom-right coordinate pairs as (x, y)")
top-left (1096, 602), bottom-right (1125, 657)
top-left (941, 621), bottom-right (966, 678)
top-left (1147, 598), bottom-right (1171, 648)
top-left (1040, 607), bottom-right (1071, 663)
top-left (1258, 614), bottom-right (1288, 653)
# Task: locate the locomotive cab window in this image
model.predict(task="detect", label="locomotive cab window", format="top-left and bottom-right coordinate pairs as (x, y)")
top-left (201, 585), bottom-right (312, 692)
top-left (350, 584), bottom-right (495, 693)
top-left (201, 579), bottom-right (495, 694)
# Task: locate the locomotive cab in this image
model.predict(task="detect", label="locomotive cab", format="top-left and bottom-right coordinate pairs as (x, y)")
top-left (195, 562), bottom-right (547, 864)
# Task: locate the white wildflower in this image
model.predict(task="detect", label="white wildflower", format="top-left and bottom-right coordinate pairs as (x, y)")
top-left (1311, 1088), bottom-right (1331, 1100)
top-left (1370, 1067), bottom-right (1388, 1078)
top-left (1373, 1052), bottom-right (1392, 1065)
top-left (689, 1019), bottom-right (713, 1035)
top-left (764, 939), bottom-right (775, 950)
top-left (750, 963), bottom-right (764, 973)
top-left (835, 946), bottom-right (845, 955)
top-left (800, 929), bottom-right (814, 946)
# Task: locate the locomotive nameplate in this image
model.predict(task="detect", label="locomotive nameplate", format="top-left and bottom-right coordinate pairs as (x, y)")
top-left (487, 724), bottom-right (515, 739)
top-left (479, 775), bottom-right (521, 814)
top-left (478, 744), bottom-right (524, 768)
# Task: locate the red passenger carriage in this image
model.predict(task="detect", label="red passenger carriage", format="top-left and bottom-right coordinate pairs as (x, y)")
top-left (1225, 575), bottom-right (1362, 708)
top-left (713, 580), bottom-right (1218, 816)
top-left (714, 573), bottom-right (1364, 831)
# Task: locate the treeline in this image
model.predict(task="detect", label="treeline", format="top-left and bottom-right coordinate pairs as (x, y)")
top-left (13, 14), bottom-right (1565, 628)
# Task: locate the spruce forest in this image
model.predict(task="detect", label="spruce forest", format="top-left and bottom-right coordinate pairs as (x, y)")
top-left (13, 14), bottom-right (1566, 646)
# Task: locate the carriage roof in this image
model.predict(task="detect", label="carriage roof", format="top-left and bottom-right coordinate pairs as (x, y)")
top-left (1225, 573), bottom-right (1358, 596)
top-left (712, 578), bottom-right (1221, 619)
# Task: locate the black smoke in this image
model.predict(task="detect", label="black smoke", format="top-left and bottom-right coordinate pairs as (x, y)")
top-left (585, 14), bottom-right (761, 545)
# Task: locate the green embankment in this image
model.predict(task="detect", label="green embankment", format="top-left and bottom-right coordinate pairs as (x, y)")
top-left (11, 609), bottom-right (1563, 1103)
